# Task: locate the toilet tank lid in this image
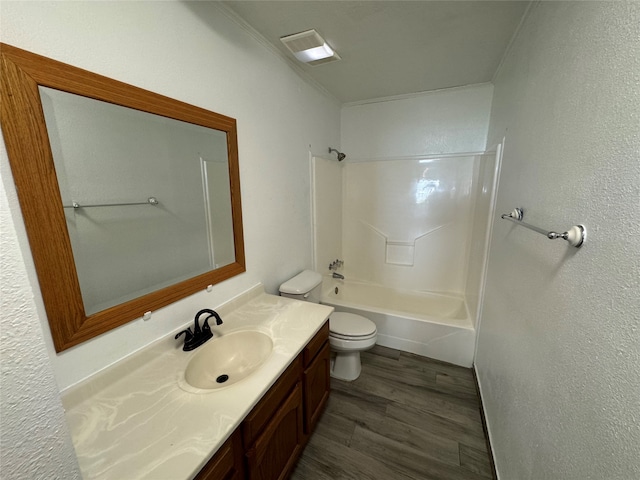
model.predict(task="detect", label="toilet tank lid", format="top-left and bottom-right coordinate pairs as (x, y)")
top-left (279, 270), bottom-right (322, 295)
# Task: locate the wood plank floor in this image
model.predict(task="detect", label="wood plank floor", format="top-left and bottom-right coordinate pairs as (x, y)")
top-left (291, 345), bottom-right (494, 480)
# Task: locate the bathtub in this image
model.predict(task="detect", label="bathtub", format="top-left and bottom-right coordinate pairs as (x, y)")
top-left (321, 276), bottom-right (476, 367)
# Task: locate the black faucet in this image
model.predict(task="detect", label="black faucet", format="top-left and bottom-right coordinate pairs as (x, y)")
top-left (175, 308), bottom-right (223, 351)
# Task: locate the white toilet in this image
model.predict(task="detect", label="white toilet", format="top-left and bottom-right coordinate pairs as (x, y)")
top-left (279, 270), bottom-right (377, 381)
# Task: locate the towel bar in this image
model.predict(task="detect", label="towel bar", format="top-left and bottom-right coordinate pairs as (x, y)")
top-left (501, 208), bottom-right (586, 248)
top-left (63, 197), bottom-right (159, 209)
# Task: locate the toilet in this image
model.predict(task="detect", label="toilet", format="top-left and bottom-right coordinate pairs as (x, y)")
top-left (279, 270), bottom-right (377, 381)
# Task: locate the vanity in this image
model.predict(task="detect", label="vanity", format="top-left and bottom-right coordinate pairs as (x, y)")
top-left (62, 286), bottom-right (333, 479)
top-left (2, 43), bottom-right (333, 480)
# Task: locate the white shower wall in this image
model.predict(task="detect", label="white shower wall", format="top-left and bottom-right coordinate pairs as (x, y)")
top-left (342, 156), bottom-right (476, 295)
top-left (465, 148), bottom-right (500, 327)
top-left (333, 84), bottom-right (495, 326)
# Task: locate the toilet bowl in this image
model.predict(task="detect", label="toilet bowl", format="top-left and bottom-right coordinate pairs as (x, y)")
top-left (279, 270), bottom-right (377, 381)
top-left (328, 312), bottom-right (377, 381)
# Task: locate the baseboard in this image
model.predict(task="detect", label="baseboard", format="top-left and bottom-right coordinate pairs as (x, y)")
top-left (472, 365), bottom-right (498, 480)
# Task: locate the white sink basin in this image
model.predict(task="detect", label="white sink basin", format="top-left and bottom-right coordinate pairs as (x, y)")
top-left (184, 330), bottom-right (273, 390)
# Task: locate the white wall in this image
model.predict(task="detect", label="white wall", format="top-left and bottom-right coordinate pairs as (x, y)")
top-left (341, 83), bottom-right (493, 160)
top-left (1, 1), bottom-right (339, 475)
top-left (476, 2), bottom-right (640, 479)
top-left (312, 156), bottom-right (343, 273)
top-left (340, 85), bottom-right (494, 298)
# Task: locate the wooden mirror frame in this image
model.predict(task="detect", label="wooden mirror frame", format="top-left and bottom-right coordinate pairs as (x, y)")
top-left (1, 44), bottom-right (245, 352)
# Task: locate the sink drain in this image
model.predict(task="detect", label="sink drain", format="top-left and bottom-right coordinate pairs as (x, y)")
top-left (216, 374), bottom-right (229, 384)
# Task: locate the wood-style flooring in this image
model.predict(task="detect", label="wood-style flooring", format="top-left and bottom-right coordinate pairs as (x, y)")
top-left (291, 345), bottom-right (494, 480)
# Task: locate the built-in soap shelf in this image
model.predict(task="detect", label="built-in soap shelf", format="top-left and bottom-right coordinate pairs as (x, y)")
top-left (361, 221), bottom-right (449, 266)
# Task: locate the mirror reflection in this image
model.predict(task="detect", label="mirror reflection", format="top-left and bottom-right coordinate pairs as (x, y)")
top-left (40, 86), bottom-right (235, 315)
top-left (1, 43), bottom-right (244, 352)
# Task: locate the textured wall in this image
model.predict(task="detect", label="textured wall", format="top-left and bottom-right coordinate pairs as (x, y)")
top-left (0, 1), bottom-right (340, 389)
top-left (1, 145), bottom-right (81, 478)
top-left (476, 2), bottom-right (640, 478)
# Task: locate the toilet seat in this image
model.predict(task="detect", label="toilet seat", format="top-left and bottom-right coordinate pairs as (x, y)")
top-left (330, 331), bottom-right (377, 341)
top-left (329, 312), bottom-right (376, 339)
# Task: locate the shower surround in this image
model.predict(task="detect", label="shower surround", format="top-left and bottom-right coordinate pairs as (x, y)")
top-left (312, 84), bottom-right (496, 365)
top-left (343, 156), bottom-right (476, 294)
top-left (312, 151), bottom-right (497, 366)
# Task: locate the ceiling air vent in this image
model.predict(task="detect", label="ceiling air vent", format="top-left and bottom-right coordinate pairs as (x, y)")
top-left (280, 29), bottom-right (341, 66)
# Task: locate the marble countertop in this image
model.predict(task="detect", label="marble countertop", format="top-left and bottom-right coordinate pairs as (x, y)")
top-left (62, 285), bottom-right (333, 480)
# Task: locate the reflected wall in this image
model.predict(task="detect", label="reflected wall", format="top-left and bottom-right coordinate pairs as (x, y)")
top-left (40, 87), bottom-right (233, 315)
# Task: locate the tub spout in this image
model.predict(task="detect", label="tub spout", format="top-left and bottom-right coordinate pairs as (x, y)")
top-left (332, 272), bottom-right (345, 280)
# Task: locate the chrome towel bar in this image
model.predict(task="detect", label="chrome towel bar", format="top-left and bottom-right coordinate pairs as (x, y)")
top-left (501, 208), bottom-right (586, 248)
top-left (63, 197), bottom-right (159, 209)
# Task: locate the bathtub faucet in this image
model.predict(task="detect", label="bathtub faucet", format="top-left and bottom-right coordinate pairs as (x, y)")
top-left (332, 272), bottom-right (345, 280)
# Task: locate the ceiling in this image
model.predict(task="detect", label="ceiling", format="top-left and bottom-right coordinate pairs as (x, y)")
top-left (222, 1), bottom-right (530, 104)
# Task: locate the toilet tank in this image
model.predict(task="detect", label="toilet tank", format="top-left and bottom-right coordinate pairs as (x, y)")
top-left (279, 270), bottom-right (323, 304)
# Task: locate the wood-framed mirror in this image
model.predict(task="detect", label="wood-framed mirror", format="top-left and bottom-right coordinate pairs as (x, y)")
top-left (1, 44), bottom-right (245, 352)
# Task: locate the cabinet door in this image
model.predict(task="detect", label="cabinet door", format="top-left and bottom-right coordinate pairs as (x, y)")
top-left (245, 382), bottom-right (304, 480)
top-left (303, 341), bottom-right (330, 435)
top-left (242, 357), bottom-right (302, 449)
top-left (195, 429), bottom-right (244, 480)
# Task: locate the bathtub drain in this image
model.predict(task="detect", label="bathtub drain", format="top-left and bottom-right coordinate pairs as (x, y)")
top-left (335, 287), bottom-right (339, 294)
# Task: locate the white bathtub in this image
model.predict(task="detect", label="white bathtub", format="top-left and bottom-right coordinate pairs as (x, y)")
top-left (321, 276), bottom-right (476, 367)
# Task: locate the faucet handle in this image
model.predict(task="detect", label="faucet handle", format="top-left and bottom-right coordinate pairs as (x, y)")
top-left (202, 317), bottom-right (212, 334)
top-left (175, 328), bottom-right (193, 342)
top-left (329, 259), bottom-right (344, 271)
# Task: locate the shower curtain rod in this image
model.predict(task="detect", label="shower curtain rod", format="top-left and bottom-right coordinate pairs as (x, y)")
top-left (501, 208), bottom-right (586, 248)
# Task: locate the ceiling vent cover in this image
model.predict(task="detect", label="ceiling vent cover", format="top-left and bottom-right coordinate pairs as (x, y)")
top-left (280, 29), bottom-right (341, 66)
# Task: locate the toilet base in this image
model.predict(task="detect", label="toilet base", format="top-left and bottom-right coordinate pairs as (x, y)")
top-left (330, 351), bottom-right (362, 381)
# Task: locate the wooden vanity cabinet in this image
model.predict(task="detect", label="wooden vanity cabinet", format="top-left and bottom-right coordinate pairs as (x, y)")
top-left (195, 429), bottom-right (244, 480)
top-left (245, 383), bottom-right (304, 479)
top-left (195, 321), bottom-right (330, 480)
top-left (242, 356), bottom-right (304, 480)
top-left (302, 322), bottom-right (331, 436)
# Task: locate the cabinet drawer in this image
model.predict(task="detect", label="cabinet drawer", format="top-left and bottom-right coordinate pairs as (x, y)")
top-left (303, 321), bottom-right (329, 366)
top-left (241, 355), bottom-right (302, 448)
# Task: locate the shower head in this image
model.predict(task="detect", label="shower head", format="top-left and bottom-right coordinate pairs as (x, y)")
top-left (328, 147), bottom-right (346, 161)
